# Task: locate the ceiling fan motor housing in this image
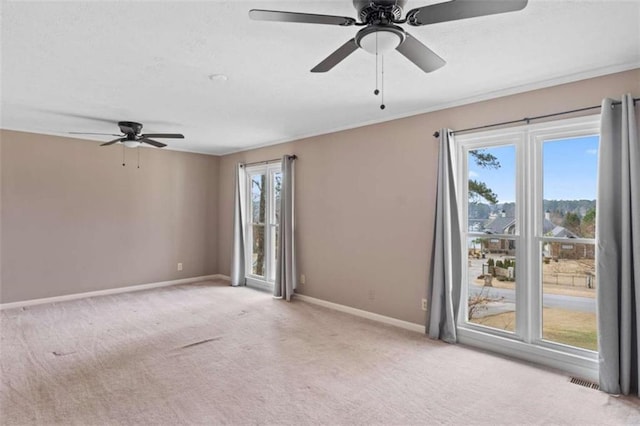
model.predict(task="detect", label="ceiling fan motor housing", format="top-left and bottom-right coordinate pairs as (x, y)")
top-left (353, 0), bottom-right (407, 23)
top-left (118, 121), bottom-right (143, 136)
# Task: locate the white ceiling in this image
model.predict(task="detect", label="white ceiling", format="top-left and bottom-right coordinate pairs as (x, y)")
top-left (2, 1), bottom-right (639, 155)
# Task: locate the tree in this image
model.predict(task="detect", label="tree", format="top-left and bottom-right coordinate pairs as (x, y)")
top-left (581, 207), bottom-right (596, 238)
top-left (252, 175), bottom-right (267, 276)
top-left (468, 180), bottom-right (499, 204)
top-left (469, 150), bottom-right (501, 205)
top-left (563, 212), bottom-right (581, 235)
top-left (252, 172), bottom-right (283, 277)
top-left (468, 286), bottom-right (504, 321)
top-left (583, 207), bottom-right (596, 223)
top-left (470, 150), bottom-right (500, 168)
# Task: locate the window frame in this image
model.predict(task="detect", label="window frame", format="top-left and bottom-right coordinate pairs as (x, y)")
top-left (244, 162), bottom-right (282, 291)
top-left (455, 114), bottom-right (601, 380)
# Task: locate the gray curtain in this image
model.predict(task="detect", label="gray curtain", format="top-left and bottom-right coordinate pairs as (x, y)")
top-left (426, 129), bottom-right (462, 343)
top-left (230, 163), bottom-right (246, 287)
top-left (275, 155), bottom-right (297, 301)
top-left (597, 94), bottom-right (639, 396)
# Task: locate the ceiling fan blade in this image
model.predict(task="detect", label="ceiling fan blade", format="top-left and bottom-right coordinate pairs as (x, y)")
top-left (100, 138), bottom-right (125, 146)
top-left (139, 138), bottom-right (167, 148)
top-left (249, 9), bottom-right (356, 26)
top-left (141, 133), bottom-right (184, 139)
top-left (396, 33), bottom-right (446, 73)
top-left (311, 39), bottom-right (359, 73)
top-left (69, 132), bottom-right (122, 136)
top-left (52, 112), bottom-right (120, 124)
top-left (406, 0), bottom-right (528, 26)
top-left (36, 109), bottom-right (179, 126)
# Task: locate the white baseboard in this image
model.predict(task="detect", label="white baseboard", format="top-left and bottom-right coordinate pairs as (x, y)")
top-left (0, 274), bottom-right (227, 310)
top-left (294, 293), bottom-right (425, 334)
top-left (214, 274), bottom-right (424, 333)
top-left (216, 275), bottom-right (231, 283)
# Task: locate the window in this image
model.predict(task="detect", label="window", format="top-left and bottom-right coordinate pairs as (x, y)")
top-left (245, 162), bottom-right (282, 290)
top-left (457, 115), bottom-right (600, 376)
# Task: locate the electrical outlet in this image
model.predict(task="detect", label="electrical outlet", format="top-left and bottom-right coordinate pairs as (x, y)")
top-left (300, 274), bottom-right (306, 284)
top-left (177, 263), bottom-right (183, 271)
top-left (421, 298), bottom-right (428, 311)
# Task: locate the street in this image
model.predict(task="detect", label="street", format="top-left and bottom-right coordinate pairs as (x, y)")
top-left (467, 258), bottom-right (596, 317)
top-left (468, 283), bottom-right (596, 317)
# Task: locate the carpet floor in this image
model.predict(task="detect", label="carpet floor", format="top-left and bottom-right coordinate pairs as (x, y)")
top-left (1, 279), bottom-right (638, 425)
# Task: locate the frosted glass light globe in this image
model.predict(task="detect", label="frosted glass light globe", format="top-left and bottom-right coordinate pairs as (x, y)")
top-left (359, 30), bottom-right (402, 54)
top-left (123, 140), bottom-right (141, 148)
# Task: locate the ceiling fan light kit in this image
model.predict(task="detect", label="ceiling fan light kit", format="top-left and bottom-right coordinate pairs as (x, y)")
top-left (356, 25), bottom-right (405, 54)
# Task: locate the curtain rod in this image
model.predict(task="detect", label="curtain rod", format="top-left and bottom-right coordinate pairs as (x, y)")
top-left (240, 155), bottom-right (297, 168)
top-left (432, 97), bottom-right (639, 138)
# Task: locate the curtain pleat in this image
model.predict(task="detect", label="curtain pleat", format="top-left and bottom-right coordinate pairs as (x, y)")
top-left (230, 163), bottom-right (246, 287)
top-left (275, 155), bottom-right (297, 300)
top-left (597, 94), bottom-right (640, 396)
top-left (426, 129), bottom-right (462, 343)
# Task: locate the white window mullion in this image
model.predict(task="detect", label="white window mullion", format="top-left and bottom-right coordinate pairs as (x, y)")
top-left (525, 129), bottom-right (542, 344)
top-left (267, 167), bottom-right (280, 283)
top-left (266, 170), bottom-right (271, 283)
top-left (515, 133), bottom-right (529, 341)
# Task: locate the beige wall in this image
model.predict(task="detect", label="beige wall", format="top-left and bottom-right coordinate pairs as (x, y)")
top-left (217, 69), bottom-right (640, 325)
top-left (0, 130), bottom-right (219, 303)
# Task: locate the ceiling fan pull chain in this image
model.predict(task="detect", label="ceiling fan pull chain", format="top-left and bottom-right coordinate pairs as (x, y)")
top-left (380, 54), bottom-right (386, 110)
top-left (122, 144), bottom-right (126, 167)
top-left (137, 146), bottom-right (140, 169)
top-left (374, 32), bottom-right (379, 96)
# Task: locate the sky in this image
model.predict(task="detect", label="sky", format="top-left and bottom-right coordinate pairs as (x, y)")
top-left (468, 135), bottom-right (599, 203)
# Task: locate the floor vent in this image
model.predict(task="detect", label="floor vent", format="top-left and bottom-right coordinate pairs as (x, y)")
top-left (570, 377), bottom-right (600, 390)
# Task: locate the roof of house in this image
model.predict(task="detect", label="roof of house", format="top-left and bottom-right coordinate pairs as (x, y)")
top-left (547, 225), bottom-right (577, 238)
top-left (482, 217), bottom-right (515, 234)
top-left (483, 216), bottom-right (577, 238)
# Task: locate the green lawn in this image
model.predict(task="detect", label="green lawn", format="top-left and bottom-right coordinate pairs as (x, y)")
top-left (473, 308), bottom-right (597, 351)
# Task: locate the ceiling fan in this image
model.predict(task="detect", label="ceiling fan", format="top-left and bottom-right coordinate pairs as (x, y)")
top-left (249, 0), bottom-right (528, 73)
top-left (70, 121), bottom-right (184, 148)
